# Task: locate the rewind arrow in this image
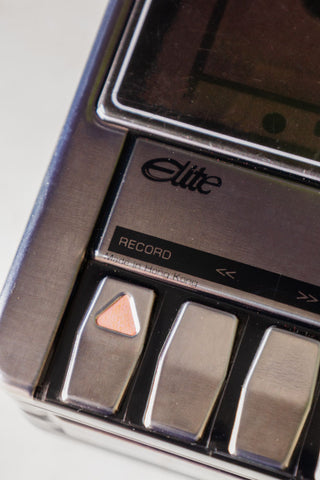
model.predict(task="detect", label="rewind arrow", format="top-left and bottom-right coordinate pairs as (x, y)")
top-left (216, 268), bottom-right (236, 280)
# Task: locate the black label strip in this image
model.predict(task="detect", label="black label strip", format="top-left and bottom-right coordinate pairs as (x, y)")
top-left (109, 226), bottom-right (320, 314)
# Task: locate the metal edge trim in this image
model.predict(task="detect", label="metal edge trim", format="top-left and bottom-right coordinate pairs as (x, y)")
top-left (18, 396), bottom-right (277, 480)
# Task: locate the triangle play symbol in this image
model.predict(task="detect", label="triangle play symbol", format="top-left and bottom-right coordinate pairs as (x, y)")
top-left (95, 294), bottom-right (140, 337)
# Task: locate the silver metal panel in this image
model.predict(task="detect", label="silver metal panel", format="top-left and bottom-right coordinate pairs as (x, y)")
top-left (61, 277), bottom-right (155, 414)
top-left (0, 0), bottom-right (132, 396)
top-left (97, 139), bottom-right (320, 287)
top-left (144, 302), bottom-right (237, 440)
top-left (96, 139), bottom-right (320, 321)
top-left (229, 327), bottom-right (320, 469)
top-left (0, 119), bottom-right (126, 396)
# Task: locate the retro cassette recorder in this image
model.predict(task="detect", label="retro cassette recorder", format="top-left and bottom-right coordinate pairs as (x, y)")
top-left (1, 1), bottom-right (320, 479)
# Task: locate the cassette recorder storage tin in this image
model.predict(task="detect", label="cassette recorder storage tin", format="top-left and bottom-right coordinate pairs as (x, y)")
top-left (1, 1), bottom-right (320, 480)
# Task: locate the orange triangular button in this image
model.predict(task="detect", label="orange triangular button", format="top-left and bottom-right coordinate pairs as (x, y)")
top-left (95, 294), bottom-right (139, 336)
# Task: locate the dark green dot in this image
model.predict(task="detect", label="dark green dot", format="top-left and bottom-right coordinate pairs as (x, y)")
top-left (262, 113), bottom-right (286, 134)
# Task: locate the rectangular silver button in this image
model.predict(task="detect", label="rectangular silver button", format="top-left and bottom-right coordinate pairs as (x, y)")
top-left (61, 278), bottom-right (155, 414)
top-left (143, 302), bottom-right (238, 440)
top-left (229, 327), bottom-right (320, 469)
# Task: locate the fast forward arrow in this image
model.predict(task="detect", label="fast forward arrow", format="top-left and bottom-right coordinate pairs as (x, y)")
top-left (296, 291), bottom-right (319, 303)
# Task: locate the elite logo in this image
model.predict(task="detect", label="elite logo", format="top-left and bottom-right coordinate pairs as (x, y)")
top-left (141, 158), bottom-right (222, 194)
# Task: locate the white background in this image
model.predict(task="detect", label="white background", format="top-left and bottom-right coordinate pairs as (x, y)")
top-left (0, 1), bottom-right (188, 478)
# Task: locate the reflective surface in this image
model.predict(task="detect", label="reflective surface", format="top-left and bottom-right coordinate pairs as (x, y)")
top-left (229, 327), bottom-right (320, 468)
top-left (2, 1), bottom-right (320, 480)
top-left (0, 3), bottom-right (171, 480)
top-left (116, 0), bottom-right (320, 158)
top-left (97, 139), bottom-right (320, 320)
top-left (61, 277), bottom-right (155, 414)
top-left (144, 302), bottom-right (238, 440)
top-left (0, 2), bottom-right (185, 478)
top-left (98, 0), bottom-right (320, 180)
top-left (116, 0), bottom-right (320, 159)
top-left (0, 0), bottom-right (129, 395)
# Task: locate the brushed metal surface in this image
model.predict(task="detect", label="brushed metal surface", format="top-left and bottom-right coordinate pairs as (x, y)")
top-left (0, 0), bottom-right (132, 396)
top-left (0, 122), bottom-right (126, 397)
top-left (97, 139), bottom-right (320, 300)
top-left (229, 327), bottom-right (320, 468)
top-left (144, 302), bottom-right (237, 440)
top-left (61, 277), bottom-right (155, 414)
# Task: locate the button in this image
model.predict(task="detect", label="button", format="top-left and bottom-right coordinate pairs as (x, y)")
top-left (61, 278), bottom-right (155, 414)
top-left (143, 302), bottom-right (238, 441)
top-left (229, 327), bottom-right (320, 469)
top-left (95, 293), bottom-right (140, 336)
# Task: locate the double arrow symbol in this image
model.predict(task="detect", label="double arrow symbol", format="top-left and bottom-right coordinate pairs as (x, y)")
top-left (216, 268), bottom-right (236, 280)
top-left (296, 291), bottom-right (319, 303)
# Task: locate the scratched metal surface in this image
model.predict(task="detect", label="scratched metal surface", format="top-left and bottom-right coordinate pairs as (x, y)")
top-left (0, 2), bottom-right (182, 479)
